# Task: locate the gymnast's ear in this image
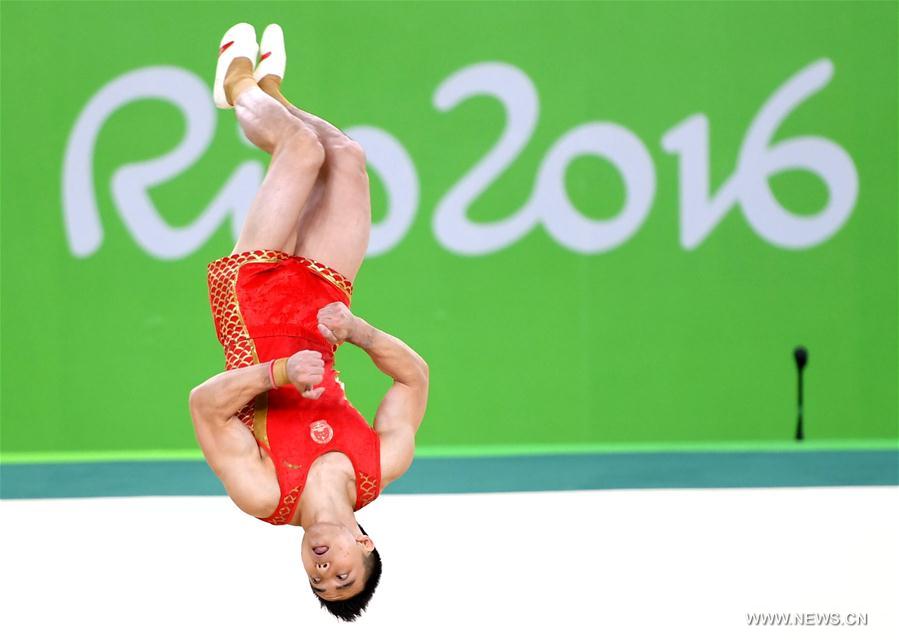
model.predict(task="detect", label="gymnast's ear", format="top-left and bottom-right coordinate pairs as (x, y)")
top-left (356, 534), bottom-right (375, 553)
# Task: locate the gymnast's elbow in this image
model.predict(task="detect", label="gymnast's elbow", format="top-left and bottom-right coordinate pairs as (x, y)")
top-left (403, 358), bottom-right (428, 390)
top-left (188, 383), bottom-right (214, 419)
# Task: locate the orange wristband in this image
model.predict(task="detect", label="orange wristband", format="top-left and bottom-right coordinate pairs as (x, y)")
top-left (272, 358), bottom-right (290, 387)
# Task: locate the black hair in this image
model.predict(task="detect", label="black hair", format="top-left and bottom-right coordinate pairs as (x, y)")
top-left (314, 522), bottom-right (382, 622)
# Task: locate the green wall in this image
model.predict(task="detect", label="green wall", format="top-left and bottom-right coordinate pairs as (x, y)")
top-left (1, 1), bottom-right (896, 463)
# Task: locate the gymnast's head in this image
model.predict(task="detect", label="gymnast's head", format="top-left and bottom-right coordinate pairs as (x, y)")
top-left (301, 521), bottom-right (382, 621)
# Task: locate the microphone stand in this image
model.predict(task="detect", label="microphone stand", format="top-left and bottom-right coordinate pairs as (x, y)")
top-left (794, 346), bottom-right (808, 441)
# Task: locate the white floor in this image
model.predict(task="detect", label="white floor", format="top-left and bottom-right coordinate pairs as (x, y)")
top-left (1, 487), bottom-right (897, 643)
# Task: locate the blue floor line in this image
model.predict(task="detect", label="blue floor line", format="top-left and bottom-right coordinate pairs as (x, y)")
top-left (2, 450), bottom-right (897, 500)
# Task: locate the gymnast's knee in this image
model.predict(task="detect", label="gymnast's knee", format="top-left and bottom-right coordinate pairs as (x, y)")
top-left (282, 121), bottom-right (326, 170)
top-left (326, 138), bottom-right (367, 176)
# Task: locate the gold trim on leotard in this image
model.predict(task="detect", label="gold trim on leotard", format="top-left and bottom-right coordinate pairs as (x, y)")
top-left (298, 257), bottom-right (354, 299)
top-left (207, 250), bottom-right (287, 441)
top-left (252, 391), bottom-right (270, 450)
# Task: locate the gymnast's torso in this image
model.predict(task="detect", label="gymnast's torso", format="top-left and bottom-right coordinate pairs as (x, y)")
top-left (207, 250), bottom-right (381, 526)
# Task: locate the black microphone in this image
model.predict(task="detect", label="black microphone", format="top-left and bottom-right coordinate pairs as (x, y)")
top-left (793, 346), bottom-right (808, 441)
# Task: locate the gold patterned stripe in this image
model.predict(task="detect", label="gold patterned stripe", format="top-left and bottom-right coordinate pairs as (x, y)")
top-left (357, 471), bottom-right (378, 509)
top-left (268, 484), bottom-right (303, 525)
top-left (207, 250), bottom-right (287, 435)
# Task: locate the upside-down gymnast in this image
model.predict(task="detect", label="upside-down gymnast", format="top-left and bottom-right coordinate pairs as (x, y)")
top-left (188, 23), bottom-right (429, 621)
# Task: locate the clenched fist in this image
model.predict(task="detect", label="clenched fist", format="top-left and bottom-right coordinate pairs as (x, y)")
top-left (286, 350), bottom-right (325, 399)
top-left (317, 301), bottom-right (356, 345)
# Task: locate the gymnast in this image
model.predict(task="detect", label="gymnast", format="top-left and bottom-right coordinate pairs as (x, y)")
top-left (189, 23), bottom-right (429, 621)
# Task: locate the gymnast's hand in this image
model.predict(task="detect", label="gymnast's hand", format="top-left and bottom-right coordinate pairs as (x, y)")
top-left (286, 350), bottom-right (326, 399)
top-left (317, 301), bottom-right (356, 344)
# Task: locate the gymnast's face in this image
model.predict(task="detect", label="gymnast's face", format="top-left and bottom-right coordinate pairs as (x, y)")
top-left (301, 522), bottom-right (374, 600)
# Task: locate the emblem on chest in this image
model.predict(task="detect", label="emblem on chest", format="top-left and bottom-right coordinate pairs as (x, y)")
top-left (310, 419), bottom-right (334, 444)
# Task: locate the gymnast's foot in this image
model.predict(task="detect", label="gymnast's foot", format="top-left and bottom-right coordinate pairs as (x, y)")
top-left (255, 23), bottom-right (291, 108)
top-left (213, 22), bottom-right (259, 109)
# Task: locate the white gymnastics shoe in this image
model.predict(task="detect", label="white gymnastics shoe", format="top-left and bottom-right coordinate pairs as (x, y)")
top-left (213, 22), bottom-right (259, 109)
top-left (254, 23), bottom-right (286, 82)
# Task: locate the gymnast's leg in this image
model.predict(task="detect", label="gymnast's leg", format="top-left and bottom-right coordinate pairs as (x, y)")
top-left (224, 58), bottom-right (325, 255)
top-left (257, 75), bottom-right (372, 283)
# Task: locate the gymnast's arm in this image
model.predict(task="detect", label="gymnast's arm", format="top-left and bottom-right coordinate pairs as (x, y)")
top-left (188, 364), bottom-right (277, 515)
top-left (317, 303), bottom-right (429, 485)
top-left (188, 352), bottom-right (325, 515)
top-left (190, 363), bottom-right (274, 424)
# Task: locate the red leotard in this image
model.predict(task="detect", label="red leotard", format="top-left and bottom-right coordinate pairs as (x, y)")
top-left (207, 250), bottom-right (381, 526)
